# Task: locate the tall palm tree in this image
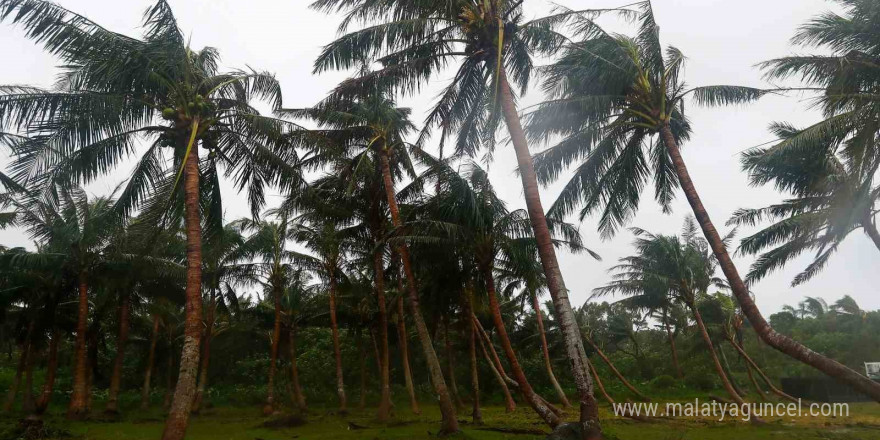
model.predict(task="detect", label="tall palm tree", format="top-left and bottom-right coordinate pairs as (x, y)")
top-left (0, 2), bottom-right (302, 436)
top-left (284, 92), bottom-right (458, 431)
top-left (528, 0), bottom-right (880, 400)
top-left (310, 1), bottom-right (617, 433)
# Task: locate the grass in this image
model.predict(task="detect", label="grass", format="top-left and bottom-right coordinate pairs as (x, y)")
top-left (2, 400), bottom-right (880, 439)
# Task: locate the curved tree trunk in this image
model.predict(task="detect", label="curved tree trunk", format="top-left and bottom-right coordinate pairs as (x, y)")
top-left (443, 318), bottom-right (464, 411)
top-left (380, 150), bottom-right (458, 434)
top-left (264, 285), bottom-right (283, 415)
top-left (328, 276), bottom-right (348, 413)
top-left (663, 319), bottom-right (683, 379)
top-left (719, 345), bottom-right (747, 399)
top-left (688, 301), bottom-right (748, 407)
top-left (161, 139), bottom-right (204, 440)
top-left (473, 315), bottom-right (516, 412)
top-left (288, 324), bottom-right (306, 410)
top-left (106, 291), bottom-right (132, 414)
top-left (745, 363), bottom-right (766, 401)
top-left (533, 293), bottom-right (571, 408)
top-left (498, 70), bottom-right (600, 439)
top-left (35, 328), bottom-right (59, 415)
top-left (585, 358), bottom-right (613, 405)
top-left (67, 273), bottom-right (90, 419)
top-left (374, 251), bottom-right (392, 421)
top-left (141, 314), bottom-right (160, 410)
top-left (583, 336), bottom-right (649, 402)
top-left (193, 289), bottom-right (216, 414)
top-left (727, 336), bottom-right (797, 403)
top-left (395, 295), bottom-right (420, 414)
top-left (660, 123), bottom-right (880, 401)
top-left (484, 271), bottom-right (560, 427)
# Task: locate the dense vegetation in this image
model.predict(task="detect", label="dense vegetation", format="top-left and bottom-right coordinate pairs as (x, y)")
top-left (1, 1), bottom-right (879, 440)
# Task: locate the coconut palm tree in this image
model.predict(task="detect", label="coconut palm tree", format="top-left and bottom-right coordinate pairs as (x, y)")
top-left (528, 0), bottom-right (880, 400)
top-left (0, 1), bottom-right (304, 436)
top-left (310, 1), bottom-right (616, 431)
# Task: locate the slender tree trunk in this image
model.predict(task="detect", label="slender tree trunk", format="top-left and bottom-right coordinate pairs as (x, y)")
top-left (745, 363), bottom-right (766, 401)
top-left (106, 292), bottom-right (132, 414)
top-left (498, 69), bottom-right (600, 438)
top-left (193, 289), bottom-right (215, 414)
top-left (374, 252), bottom-right (392, 421)
top-left (289, 324), bottom-right (306, 410)
top-left (380, 150), bottom-right (458, 434)
top-left (727, 337), bottom-right (797, 403)
top-left (660, 123), bottom-right (880, 401)
top-left (443, 318), bottom-right (464, 411)
top-left (3, 330), bottom-right (30, 412)
top-left (162, 137), bottom-right (204, 440)
top-left (68, 273), bottom-right (90, 419)
top-left (264, 285), bottom-right (282, 415)
top-left (464, 290), bottom-right (483, 425)
top-left (583, 336), bottom-right (649, 402)
top-left (395, 295), bottom-right (420, 414)
top-left (35, 329), bottom-right (59, 415)
top-left (359, 332), bottom-right (367, 410)
top-left (533, 293), bottom-right (571, 408)
top-left (719, 345), bottom-right (746, 398)
top-left (473, 315), bottom-right (516, 413)
top-left (328, 276), bottom-right (347, 413)
top-left (664, 320), bottom-right (683, 379)
top-left (483, 269), bottom-right (560, 427)
top-left (21, 342), bottom-right (35, 414)
top-left (688, 302), bottom-right (747, 407)
top-left (585, 358), bottom-right (613, 405)
top-left (141, 314), bottom-right (160, 410)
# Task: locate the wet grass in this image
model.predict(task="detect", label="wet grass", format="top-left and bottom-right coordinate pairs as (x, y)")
top-left (2, 401), bottom-right (879, 439)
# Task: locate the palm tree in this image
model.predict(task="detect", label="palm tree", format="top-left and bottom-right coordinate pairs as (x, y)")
top-left (311, 1), bottom-right (615, 431)
top-left (594, 219), bottom-right (747, 406)
top-left (528, 0), bottom-right (880, 401)
top-left (284, 91), bottom-right (457, 430)
top-left (0, 1), bottom-right (302, 436)
top-left (281, 269), bottom-right (316, 410)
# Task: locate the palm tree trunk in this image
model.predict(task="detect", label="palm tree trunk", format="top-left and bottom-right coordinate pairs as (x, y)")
top-left (472, 315), bottom-right (517, 412)
top-left (162, 138), bottom-right (204, 440)
top-left (465, 292), bottom-right (483, 424)
top-left (719, 345), bottom-right (746, 398)
top-left (663, 319), bottom-right (683, 379)
top-left (141, 314), bottom-right (160, 410)
top-left (374, 251), bottom-right (392, 421)
top-left (395, 295), bottom-right (420, 414)
top-left (744, 363), bottom-right (766, 401)
top-left (328, 276), bottom-right (348, 413)
top-left (67, 272), bottom-right (90, 419)
top-left (35, 328), bottom-right (59, 415)
top-left (359, 332), bottom-right (367, 410)
top-left (264, 285), bottom-right (282, 415)
top-left (533, 294), bottom-right (571, 408)
top-left (21, 342), bottom-right (36, 414)
top-left (106, 292), bottom-right (132, 414)
top-left (497, 69), bottom-right (600, 438)
top-left (85, 326), bottom-right (98, 412)
top-left (443, 318), bottom-right (464, 411)
top-left (380, 150), bottom-right (458, 434)
top-left (583, 336), bottom-right (649, 402)
top-left (194, 289), bottom-right (215, 414)
top-left (289, 324), bottom-right (306, 410)
top-left (3, 326), bottom-right (30, 412)
top-left (687, 301), bottom-right (747, 407)
top-left (585, 358), bottom-right (613, 405)
top-left (659, 123), bottom-right (880, 401)
top-left (727, 336), bottom-right (797, 403)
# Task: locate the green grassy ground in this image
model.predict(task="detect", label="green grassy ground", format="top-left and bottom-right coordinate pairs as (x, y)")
top-left (3, 401), bottom-right (880, 440)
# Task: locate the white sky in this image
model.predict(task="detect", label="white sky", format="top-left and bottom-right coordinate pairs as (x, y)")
top-left (1, 0), bottom-right (877, 314)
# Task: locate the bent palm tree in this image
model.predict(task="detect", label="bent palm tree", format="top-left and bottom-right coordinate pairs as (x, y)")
top-left (528, 0), bottom-right (880, 400)
top-left (0, 1), bottom-right (302, 436)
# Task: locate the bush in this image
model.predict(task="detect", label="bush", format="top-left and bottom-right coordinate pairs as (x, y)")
top-left (684, 372), bottom-right (718, 391)
top-left (651, 374), bottom-right (677, 389)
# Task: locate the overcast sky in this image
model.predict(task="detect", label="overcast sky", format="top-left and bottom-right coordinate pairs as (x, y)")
top-left (1, 0), bottom-right (876, 314)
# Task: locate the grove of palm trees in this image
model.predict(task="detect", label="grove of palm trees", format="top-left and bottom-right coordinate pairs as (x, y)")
top-left (1, 0), bottom-right (880, 439)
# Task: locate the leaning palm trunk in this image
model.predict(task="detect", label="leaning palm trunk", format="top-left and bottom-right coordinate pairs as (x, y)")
top-left (373, 252), bottom-right (392, 421)
top-left (67, 273), bottom-right (90, 419)
top-left (687, 301), bottom-right (748, 408)
top-left (473, 315), bottom-right (516, 412)
top-left (497, 70), bottom-right (600, 437)
top-left (745, 363), bottom-right (766, 401)
top-left (583, 336), bottom-right (649, 402)
top-left (141, 314), bottom-right (160, 410)
top-left (395, 295), bottom-right (420, 414)
top-left (264, 285), bottom-right (283, 415)
top-left (35, 329), bottom-right (59, 415)
top-left (380, 150), bottom-right (458, 434)
top-left (484, 270), bottom-right (560, 427)
top-left (443, 318), bottom-right (464, 411)
top-left (465, 291), bottom-right (483, 425)
top-left (328, 277), bottom-right (347, 412)
top-left (288, 324), bottom-right (307, 409)
top-left (106, 292), bottom-right (132, 414)
top-left (586, 358), bottom-right (613, 405)
top-left (533, 294), bottom-right (571, 408)
top-left (663, 320), bottom-right (683, 378)
top-left (659, 123), bottom-right (880, 401)
top-left (162, 142), bottom-right (204, 440)
top-left (726, 336), bottom-right (797, 403)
